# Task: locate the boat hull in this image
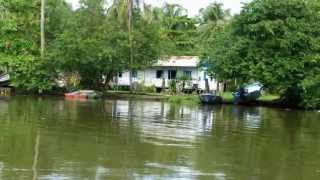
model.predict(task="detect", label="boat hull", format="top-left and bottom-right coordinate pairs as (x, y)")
top-left (64, 93), bottom-right (88, 99)
top-left (233, 91), bottom-right (261, 104)
top-left (64, 90), bottom-right (101, 100)
top-left (199, 94), bottom-right (222, 104)
top-left (233, 83), bottom-right (263, 104)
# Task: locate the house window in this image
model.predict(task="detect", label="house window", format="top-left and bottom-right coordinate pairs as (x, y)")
top-left (118, 72), bottom-right (123, 78)
top-left (168, 70), bottom-right (177, 79)
top-left (156, 70), bottom-right (163, 79)
top-left (132, 71), bottom-right (138, 78)
top-left (184, 71), bottom-right (192, 78)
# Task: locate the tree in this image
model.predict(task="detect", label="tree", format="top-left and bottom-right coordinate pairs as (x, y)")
top-left (51, 0), bottom-right (113, 89)
top-left (205, 0), bottom-right (320, 108)
top-left (50, 0), bottom-right (161, 90)
top-left (198, 2), bottom-right (230, 47)
top-left (198, 2), bottom-right (231, 93)
top-left (0, 0), bottom-right (56, 93)
top-left (155, 3), bottom-right (197, 56)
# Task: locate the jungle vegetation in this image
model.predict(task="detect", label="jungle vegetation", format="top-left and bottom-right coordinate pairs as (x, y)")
top-left (0, 0), bottom-right (319, 109)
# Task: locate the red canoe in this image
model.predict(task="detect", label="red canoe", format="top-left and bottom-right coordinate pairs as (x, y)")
top-left (64, 92), bottom-right (88, 99)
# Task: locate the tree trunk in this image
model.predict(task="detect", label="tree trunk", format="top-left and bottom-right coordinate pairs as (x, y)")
top-left (161, 77), bottom-right (165, 92)
top-left (128, 0), bottom-right (134, 91)
top-left (40, 0), bottom-right (45, 59)
top-left (221, 82), bottom-right (225, 93)
top-left (205, 79), bottom-right (210, 93)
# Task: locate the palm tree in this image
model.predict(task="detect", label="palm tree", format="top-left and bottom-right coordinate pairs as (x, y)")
top-left (198, 2), bottom-right (231, 41)
top-left (200, 2), bottom-right (230, 23)
top-left (162, 3), bottom-right (187, 18)
top-left (161, 3), bottom-right (188, 29)
top-left (198, 3), bottom-right (231, 94)
top-left (40, 0), bottom-right (45, 59)
top-left (110, 0), bottom-right (142, 90)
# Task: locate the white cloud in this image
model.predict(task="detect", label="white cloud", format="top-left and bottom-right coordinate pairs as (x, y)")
top-left (66, 0), bottom-right (250, 16)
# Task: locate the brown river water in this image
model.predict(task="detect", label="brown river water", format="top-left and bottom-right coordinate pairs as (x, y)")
top-left (0, 96), bottom-right (319, 179)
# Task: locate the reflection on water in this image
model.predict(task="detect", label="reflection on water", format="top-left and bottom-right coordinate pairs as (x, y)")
top-left (110, 100), bottom-right (217, 147)
top-left (0, 97), bottom-right (319, 179)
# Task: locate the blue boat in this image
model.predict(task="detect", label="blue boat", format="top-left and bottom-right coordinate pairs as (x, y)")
top-left (199, 93), bottom-right (223, 104)
top-left (199, 77), bottom-right (222, 104)
top-left (233, 83), bottom-right (263, 104)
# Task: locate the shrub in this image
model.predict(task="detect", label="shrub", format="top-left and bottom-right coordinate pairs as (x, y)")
top-left (169, 80), bottom-right (177, 94)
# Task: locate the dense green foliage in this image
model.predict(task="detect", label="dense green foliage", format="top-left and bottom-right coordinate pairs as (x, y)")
top-left (158, 3), bottom-right (197, 55)
top-left (1, 0), bottom-right (163, 91)
top-left (50, 0), bottom-right (162, 89)
top-left (1, 0), bottom-right (319, 108)
top-left (0, 0), bottom-right (55, 92)
top-left (204, 0), bottom-right (320, 109)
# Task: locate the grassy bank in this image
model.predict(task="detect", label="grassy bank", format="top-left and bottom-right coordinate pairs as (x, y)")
top-left (104, 91), bottom-right (168, 100)
top-left (105, 91), bottom-right (201, 104)
top-left (222, 92), bottom-right (280, 103)
top-left (167, 92), bottom-right (280, 105)
top-left (258, 94), bottom-right (280, 102)
top-left (221, 92), bottom-right (280, 103)
top-left (104, 90), bottom-right (280, 106)
top-left (221, 92), bottom-right (234, 103)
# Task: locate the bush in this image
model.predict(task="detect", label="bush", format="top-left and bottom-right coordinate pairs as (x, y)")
top-left (143, 85), bottom-right (156, 93)
top-left (301, 74), bottom-right (320, 109)
top-left (8, 56), bottom-right (56, 93)
top-left (169, 80), bottom-right (177, 94)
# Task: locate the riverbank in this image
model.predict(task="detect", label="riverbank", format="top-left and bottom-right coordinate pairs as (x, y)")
top-left (6, 90), bottom-right (299, 109)
top-left (167, 92), bottom-right (280, 106)
top-left (103, 91), bottom-right (281, 107)
top-left (104, 91), bottom-right (169, 100)
top-left (221, 92), bottom-right (280, 103)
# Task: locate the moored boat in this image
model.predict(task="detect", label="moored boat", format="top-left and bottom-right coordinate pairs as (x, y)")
top-left (64, 90), bottom-right (101, 100)
top-left (199, 93), bottom-right (223, 104)
top-left (0, 74), bottom-right (10, 87)
top-left (233, 83), bottom-right (263, 104)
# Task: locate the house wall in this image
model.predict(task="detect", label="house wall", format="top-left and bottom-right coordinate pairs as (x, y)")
top-left (116, 68), bottom-right (218, 91)
top-left (116, 71), bottom-right (138, 86)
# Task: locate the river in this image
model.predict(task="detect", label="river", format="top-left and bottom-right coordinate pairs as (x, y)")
top-left (0, 97), bottom-right (319, 179)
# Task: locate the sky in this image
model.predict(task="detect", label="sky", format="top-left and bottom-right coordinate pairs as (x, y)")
top-left (66, 0), bottom-right (250, 16)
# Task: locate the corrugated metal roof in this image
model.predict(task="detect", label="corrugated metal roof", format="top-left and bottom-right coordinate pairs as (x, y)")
top-left (153, 56), bottom-right (199, 67)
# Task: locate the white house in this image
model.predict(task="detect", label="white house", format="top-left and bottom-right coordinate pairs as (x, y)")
top-left (115, 56), bottom-right (218, 91)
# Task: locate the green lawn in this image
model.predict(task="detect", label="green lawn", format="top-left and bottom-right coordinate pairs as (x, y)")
top-left (106, 90), bottom-right (280, 104)
top-left (222, 92), bottom-right (234, 102)
top-left (258, 94), bottom-right (280, 102)
top-left (222, 92), bottom-right (280, 103)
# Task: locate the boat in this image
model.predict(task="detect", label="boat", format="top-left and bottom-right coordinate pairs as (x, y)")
top-left (233, 83), bottom-right (263, 104)
top-left (199, 93), bottom-right (223, 104)
top-left (199, 77), bottom-right (222, 104)
top-left (64, 90), bottom-right (101, 100)
top-left (0, 74), bottom-right (10, 87)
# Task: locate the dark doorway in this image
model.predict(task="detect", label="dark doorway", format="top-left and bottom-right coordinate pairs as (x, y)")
top-left (168, 70), bottom-right (177, 79)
